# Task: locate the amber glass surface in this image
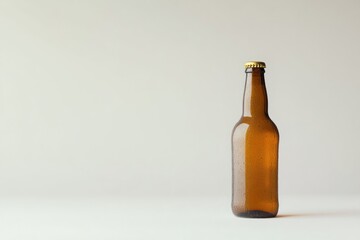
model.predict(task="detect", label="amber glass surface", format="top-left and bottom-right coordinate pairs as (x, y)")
top-left (231, 67), bottom-right (279, 218)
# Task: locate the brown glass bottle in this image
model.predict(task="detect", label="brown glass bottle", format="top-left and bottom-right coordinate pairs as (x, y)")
top-left (231, 61), bottom-right (279, 218)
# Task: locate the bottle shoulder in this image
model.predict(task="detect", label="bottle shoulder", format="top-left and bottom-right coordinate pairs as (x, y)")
top-left (232, 116), bottom-right (279, 135)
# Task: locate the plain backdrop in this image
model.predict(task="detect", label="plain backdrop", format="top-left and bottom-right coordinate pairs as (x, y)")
top-left (0, 0), bottom-right (359, 197)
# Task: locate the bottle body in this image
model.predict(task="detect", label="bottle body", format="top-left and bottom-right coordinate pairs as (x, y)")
top-left (231, 65), bottom-right (279, 218)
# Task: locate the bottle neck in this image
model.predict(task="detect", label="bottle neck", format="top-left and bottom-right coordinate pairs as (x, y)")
top-left (242, 68), bottom-right (269, 118)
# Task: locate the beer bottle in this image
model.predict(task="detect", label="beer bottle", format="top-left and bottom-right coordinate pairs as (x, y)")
top-left (231, 61), bottom-right (279, 218)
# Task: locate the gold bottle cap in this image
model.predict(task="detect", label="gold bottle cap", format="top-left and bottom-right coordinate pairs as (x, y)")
top-left (244, 61), bottom-right (266, 68)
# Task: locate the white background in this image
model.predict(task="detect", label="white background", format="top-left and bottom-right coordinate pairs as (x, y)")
top-left (1, 0), bottom-right (359, 199)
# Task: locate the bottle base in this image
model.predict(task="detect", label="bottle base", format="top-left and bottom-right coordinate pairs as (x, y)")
top-left (235, 210), bottom-right (277, 218)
